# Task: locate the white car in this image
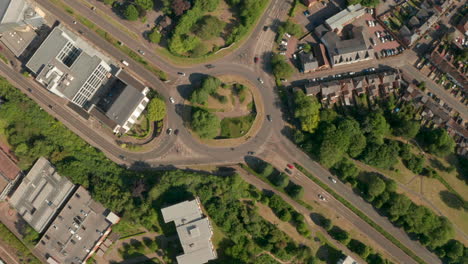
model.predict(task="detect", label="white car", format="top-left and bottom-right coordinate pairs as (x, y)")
top-left (258, 78), bottom-right (264, 84)
top-left (169, 97), bottom-right (175, 104)
top-left (280, 52), bottom-right (286, 55)
top-left (284, 33), bottom-right (291, 38)
top-left (329, 177), bottom-right (337, 183)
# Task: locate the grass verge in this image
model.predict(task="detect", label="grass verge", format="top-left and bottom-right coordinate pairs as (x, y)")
top-left (49, 0), bottom-right (167, 81)
top-left (220, 114), bottom-right (255, 138)
top-left (240, 163), bottom-right (313, 211)
top-left (294, 163), bottom-right (426, 264)
top-left (0, 223), bottom-right (41, 264)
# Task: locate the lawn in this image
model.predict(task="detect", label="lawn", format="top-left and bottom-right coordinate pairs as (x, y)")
top-left (220, 114), bottom-right (255, 138)
top-left (127, 114), bottom-right (151, 139)
top-left (112, 219), bottom-right (146, 239)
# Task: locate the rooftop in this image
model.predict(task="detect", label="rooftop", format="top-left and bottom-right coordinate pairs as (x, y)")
top-left (0, 0), bottom-right (44, 33)
top-left (35, 186), bottom-right (120, 264)
top-left (161, 198), bottom-right (217, 264)
top-left (9, 157), bottom-right (75, 233)
top-left (26, 25), bottom-right (113, 107)
top-left (325, 4), bottom-right (365, 32)
top-left (0, 25), bottom-right (37, 56)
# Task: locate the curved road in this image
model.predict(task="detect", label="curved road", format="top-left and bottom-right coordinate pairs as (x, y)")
top-left (7, 0), bottom-right (443, 263)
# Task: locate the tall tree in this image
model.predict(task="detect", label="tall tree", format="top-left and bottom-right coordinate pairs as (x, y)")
top-left (293, 90), bottom-right (320, 133)
top-left (123, 4), bottom-right (139, 21)
top-left (172, 0), bottom-right (191, 16)
top-left (147, 98), bottom-right (166, 121)
top-left (135, 0), bottom-right (153, 10)
top-left (191, 108), bottom-right (220, 139)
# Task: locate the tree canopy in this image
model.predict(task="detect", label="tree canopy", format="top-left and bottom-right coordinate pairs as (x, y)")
top-left (148, 29), bottom-right (162, 44)
top-left (193, 15), bottom-right (226, 40)
top-left (147, 98), bottom-right (166, 121)
top-left (271, 54), bottom-right (295, 79)
top-left (123, 4), bottom-right (139, 21)
top-left (135, 0), bottom-right (153, 10)
top-left (191, 108), bottom-right (220, 139)
top-left (293, 90), bottom-right (320, 134)
top-left (190, 76), bottom-right (221, 105)
top-left (418, 128), bottom-right (455, 157)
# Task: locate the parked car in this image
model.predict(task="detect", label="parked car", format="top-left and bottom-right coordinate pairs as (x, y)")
top-left (303, 10), bottom-right (310, 16)
top-left (328, 177), bottom-right (337, 183)
top-left (267, 115), bottom-right (272, 122)
top-left (169, 97), bottom-right (175, 104)
top-left (167, 128), bottom-right (173, 135)
top-left (284, 33), bottom-right (291, 38)
top-left (254, 57), bottom-right (259, 63)
top-left (138, 49), bottom-right (145, 55)
top-left (258, 78), bottom-right (264, 84)
top-left (285, 168), bottom-right (292, 174)
top-left (174, 129), bottom-right (179, 135)
top-left (263, 26), bottom-right (268, 31)
top-left (287, 164), bottom-right (294, 169)
top-left (177, 72), bottom-right (186, 76)
top-left (318, 194), bottom-right (326, 201)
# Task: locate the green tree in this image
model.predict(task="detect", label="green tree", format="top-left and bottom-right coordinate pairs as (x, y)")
top-left (147, 98), bottom-right (166, 121)
top-left (193, 15), bottom-right (226, 40)
top-left (403, 154), bottom-right (425, 174)
top-left (293, 90), bottom-right (320, 133)
top-left (329, 226), bottom-right (351, 245)
top-left (279, 20), bottom-right (303, 37)
top-left (148, 29), bottom-right (162, 44)
top-left (386, 193), bottom-right (411, 221)
top-left (198, 0), bottom-right (220, 11)
top-left (271, 54), bottom-right (295, 79)
top-left (135, 0), bottom-right (153, 10)
top-left (302, 43), bottom-right (312, 53)
top-left (347, 239), bottom-right (371, 259)
top-left (190, 76), bottom-right (221, 104)
top-left (363, 111), bottom-right (390, 145)
top-left (418, 128), bottom-right (455, 157)
top-left (366, 176), bottom-right (386, 201)
top-left (287, 183), bottom-right (304, 199)
top-left (270, 172), bottom-right (289, 188)
top-left (123, 4), bottom-right (139, 21)
top-left (332, 158), bottom-right (359, 183)
top-left (360, 141), bottom-right (399, 169)
top-left (261, 164), bottom-right (274, 177)
top-left (191, 108), bottom-right (220, 139)
top-left (393, 119), bottom-right (420, 139)
top-left (444, 240), bottom-right (464, 263)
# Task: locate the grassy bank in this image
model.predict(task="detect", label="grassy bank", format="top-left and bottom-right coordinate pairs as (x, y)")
top-left (294, 164), bottom-right (426, 264)
top-left (0, 223), bottom-right (41, 264)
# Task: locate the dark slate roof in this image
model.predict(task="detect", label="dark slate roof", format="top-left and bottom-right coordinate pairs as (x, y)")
top-left (105, 84), bottom-right (145, 126)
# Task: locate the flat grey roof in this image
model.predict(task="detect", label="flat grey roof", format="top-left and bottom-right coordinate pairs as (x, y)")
top-left (26, 25), bottom-right (112, 103)
top-left (105, 83), bottom-right (147, 126)
top-left (9, 157), bottom-right (75, 233)
top-left (35, 186), bottom-right (119, 264)
top-left (161, 199), bottom-right (217, 264)
top-left (0, 26), bottom-right (37, 56)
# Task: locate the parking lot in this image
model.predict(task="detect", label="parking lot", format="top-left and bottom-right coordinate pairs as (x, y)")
top-left (354, 13), bottom-right (403, 57)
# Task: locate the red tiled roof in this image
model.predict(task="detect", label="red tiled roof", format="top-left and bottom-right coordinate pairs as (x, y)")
top-left (0, 149), bottom-right (20, 181)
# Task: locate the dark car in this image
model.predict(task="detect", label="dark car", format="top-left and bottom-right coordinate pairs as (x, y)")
top-left (267, 115), bottom-right (272, 122)
top-left (247, 151), bottom-right (255, 155)
top-left (205, 64), bottom-right (215, 69)
top-left (285, 168), bottom-right (292, 174)
top-left (303, 10), bottom-right (310, 16)
top-left (174, 129), bottom-right (179, 135)
top-left (254, 57), bottom-right (259, 63)
top-left (263, 26), bottom-right (268, 31)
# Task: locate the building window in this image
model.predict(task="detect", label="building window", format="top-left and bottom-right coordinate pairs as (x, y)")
top-left (72, 64), bottom-right (109, 106)
top-left (57, 42), bottom-right (82, 67)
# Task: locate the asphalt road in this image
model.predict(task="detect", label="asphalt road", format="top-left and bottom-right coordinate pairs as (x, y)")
top-left (1, 0), bottom-right (448, 263)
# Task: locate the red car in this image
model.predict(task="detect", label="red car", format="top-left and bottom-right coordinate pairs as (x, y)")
top-left (287, 164), bottom-right (294, 169)
top-left (254, 57), bottom-right (259, 63)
